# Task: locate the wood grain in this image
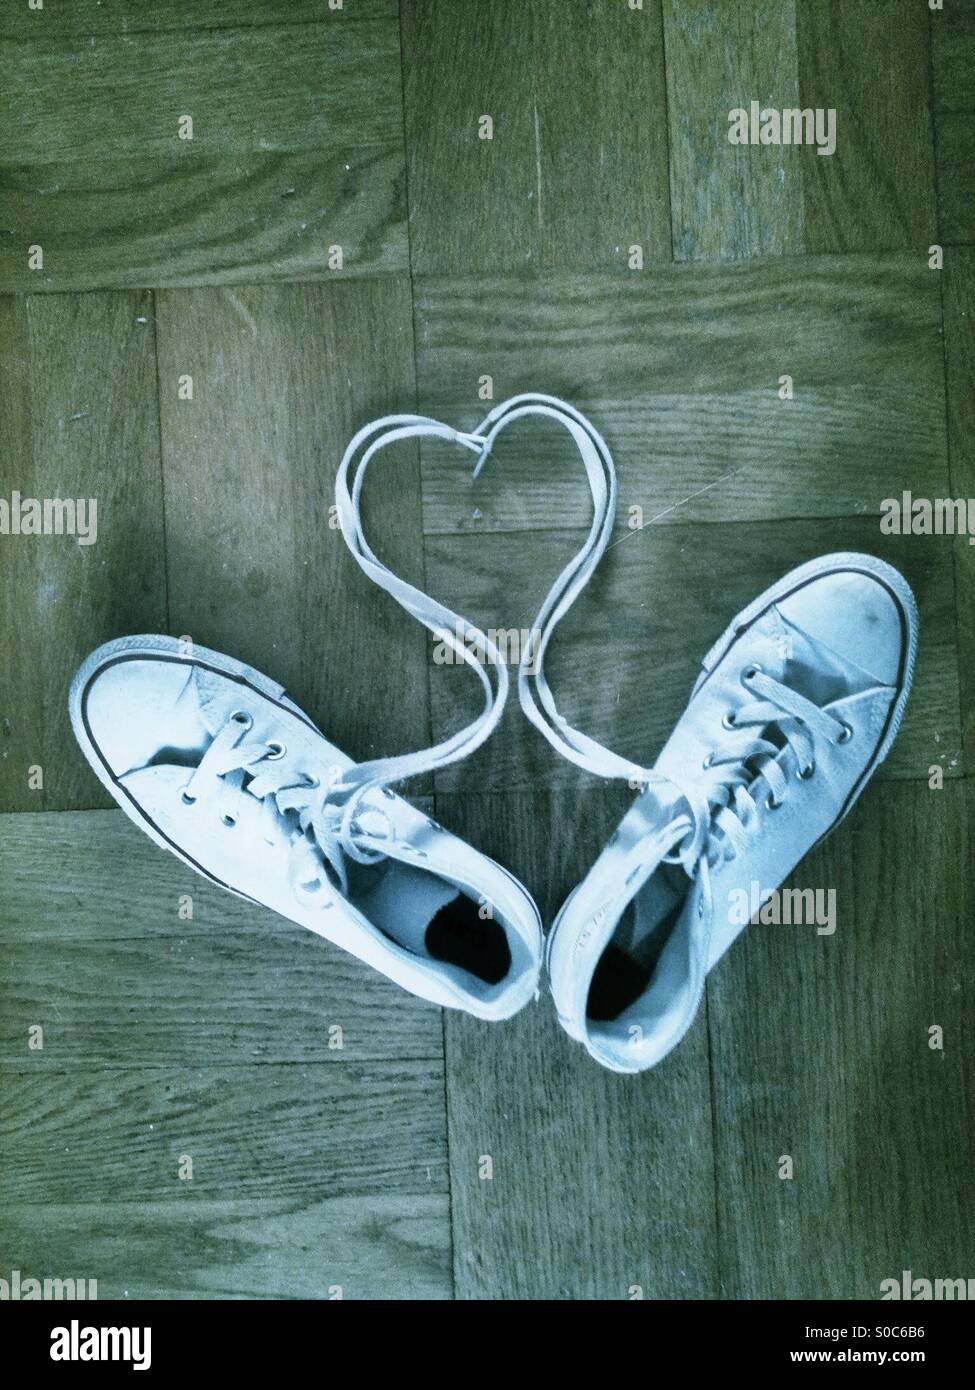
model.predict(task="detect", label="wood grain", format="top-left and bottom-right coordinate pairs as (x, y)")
top-left (0, 150), bottom-right (407, 293)
top-left (402, 0), bottom-right (671, 274)
top-left (797, 0), bottom-right (936, 253)
top-left (0, 810), bottom-right (445, 1066)
top-left (0, 800), bottom-right (451, 1298)
top-left (0, 18), bottom-right (407, 291)
top-left (932, 0), bottom-right (975, 114)
top-left (663, 0), bottom-right (804, 260)
top-left (423, 518), bottom-right (961, 795)
top-left (932, 0), bottom-right (974, 247)
top-left (1, 1063), bottom-right (448, 1206)
top-left (0, 292), bottom-right (168, 813)
top-left (0, 1193), bottom-right (450, 1299)
top-left (2, 23), bottom-right (400, 164)
top-left (154, 275), bottom-right (432, 778)
top-left (707, 782), bottom-right (974, 1297)
top-left (943, 249), bottom-right (975, 769)
top-left (413, 256), bottom-right (948, 535)
top-left (936, 113), bottom-right (975, 245)
top-left (435, 789), bottom-right (719, 1300)
top-left (0, 1), bottom-right (398, 38)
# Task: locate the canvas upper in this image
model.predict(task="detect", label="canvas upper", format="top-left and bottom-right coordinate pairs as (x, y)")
top-left (70, 635), bottom-right (542, 1019)
top-left (546, 553), bottom-right (918, 1072)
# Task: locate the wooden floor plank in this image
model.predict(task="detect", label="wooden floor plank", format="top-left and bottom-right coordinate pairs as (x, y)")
top-left (662, 0), bottom-right (803, 260)
top-left (708, 782), bottom-right (974, 1298)
top-left (1, 1063), bottom-right (447, 1206)
top-left (0, 1), bottom-right (397, 38)
top-left (943, 250), bottom-right (975, 496)
top-left (0, 292), bottom-right (168, 813)
top-left (943, 248), bottom-right (975, 770)
top-left (0, 298), bottom-right (38, 806)
top-left (932, 0), bottom-right (975, 245)
top-left (932, 0), bottom-right (975, 114)
top-left (154, 275), bottom-right (431, 778)
top-left (0, 19), bottom-right (407, 291)
top-left (0, 1193), bottom-right (450, 1299)
top-left (936, 112), bottom-right (975, 246)
top-left (0, 150), bottom-right (407, 293)
top-left (413, 256), bottom-right (947, 536)
top-left (402, 0), bottom-right (671, 275)
top-left (3, 24), bottom-right (399, 165)
top-left (436, 789), bottom-right (719, 1300)
top-left (0, 811), bottom-right (445, 1068)
top-left (797, 0), bottom-right (936, 253)
top-left (423, 519), bottom-right (960, 796)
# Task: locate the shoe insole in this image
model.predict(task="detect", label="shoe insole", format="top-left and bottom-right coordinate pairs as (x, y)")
top-left (426, 895), bottom-right (511, 985)
top-left (587, 942), bottom-right (651, 1021)
top-left (586, 895), bottom-right (685, 1022)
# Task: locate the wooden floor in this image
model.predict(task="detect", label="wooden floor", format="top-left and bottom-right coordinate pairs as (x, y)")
top-left (1, 0), bottom-right (973, 1300)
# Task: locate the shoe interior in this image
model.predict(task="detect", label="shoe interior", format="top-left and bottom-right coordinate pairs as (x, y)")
top-left (586, 862), bottom-right (688, 1022)
top-left (347, 858), bottom-right (512, 988)
top-left (426, 895), bottom-right (512, 985)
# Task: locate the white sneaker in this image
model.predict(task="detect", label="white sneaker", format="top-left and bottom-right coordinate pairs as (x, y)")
top-left (69, 635), bottom-right (541, 1018)
top-left (545, 553), bottom-right (918, 1071)
top-left (67, 408), bottom-right (551, 1020)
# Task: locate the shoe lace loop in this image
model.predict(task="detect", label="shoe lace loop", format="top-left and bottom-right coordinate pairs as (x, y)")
top-left (662, 668), bottom-right (851, 874)
top-left (332, 395), bottom-right (652, 852)
top-left (181, 716), bottom-right (390, 900)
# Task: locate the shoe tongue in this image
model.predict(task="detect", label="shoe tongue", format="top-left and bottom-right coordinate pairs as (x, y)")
top-left (193, 665), bottom-right (243, 736)
top-left (630, 785), bottom-right (702, 869)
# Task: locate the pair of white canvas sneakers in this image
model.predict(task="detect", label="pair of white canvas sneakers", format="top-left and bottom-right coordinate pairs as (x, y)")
top-left (69, 396), bottom-right (918, 1073)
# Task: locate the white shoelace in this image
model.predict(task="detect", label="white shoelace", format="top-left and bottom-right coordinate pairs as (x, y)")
top-left (690, 666), bottom-right (851, 869)
top-left (177, 413), bottom-right (521, 901)
top-left (468, 395), bottom-right (700, 858)
top-left (179, 712), bottom-right (372, 900)
top-left (332, 412), bottom-right (512, 840)
top-left (330, 394), bottom-right (655, 869)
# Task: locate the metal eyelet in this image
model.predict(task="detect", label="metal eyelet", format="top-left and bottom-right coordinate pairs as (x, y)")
top-left (180, 788), bottom-right (196, 805)
top-left (741, 663), bottom-right (763, 685)
top-left (702, 752), bottom-right (714, 770)
top-left (765, 793), bottom-right (781, 811)
top-left (222, 813), bottom-right (237, 828)
top-left (230, 710), bottom-right (253, 730)
top-left (834, 723), bottom-right (853, 745)
top-left (265, 740), bottom-right (286, 761)
top-left (796, 762), bottom-right (815, 781)
top-left (721, 712), bottom-right (736, 730)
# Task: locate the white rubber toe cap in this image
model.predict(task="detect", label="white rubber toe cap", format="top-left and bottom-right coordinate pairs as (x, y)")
top-left (777, 569), bottom-right (906, 686)
top-left (74, 654), bottom-right (207, 778)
